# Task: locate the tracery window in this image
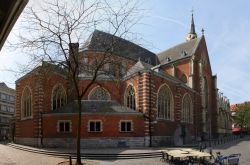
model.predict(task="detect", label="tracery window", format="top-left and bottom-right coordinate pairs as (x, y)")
top-left (52, 84), bottom-right (66, 110)
top-left (21, 87), bottom-right (32, 118)
top-left (181, 94), bottom-right (193, 123)
top-left (89, 87), bottom-right (110, 100)
top-left (157, 85), bottom-right (173, 120)
top-left (125, 85), bottom-right (136, 110)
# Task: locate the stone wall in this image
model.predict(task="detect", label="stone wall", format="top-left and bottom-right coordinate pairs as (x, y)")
top-left (43, 137), bottom-right (145, 148)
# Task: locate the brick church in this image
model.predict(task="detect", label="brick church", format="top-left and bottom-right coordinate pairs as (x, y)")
top-left (15, 15), bottom-right (231, 148)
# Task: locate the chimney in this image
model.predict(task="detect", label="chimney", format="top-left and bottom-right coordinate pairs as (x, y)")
top-left (69, 43), bottom-right (79, 58)
top-left (68, 43), bottom-right (79, 69)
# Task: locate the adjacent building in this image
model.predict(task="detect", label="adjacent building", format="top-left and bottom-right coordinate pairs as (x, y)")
top-left (216, 92), bottom-right (232, 137)
top-left (0, 83), bottom-right (15, 140)
top-left (0, 0), bottom-right (28, 51)
top-left (15, 15), bottom-right (231, 148)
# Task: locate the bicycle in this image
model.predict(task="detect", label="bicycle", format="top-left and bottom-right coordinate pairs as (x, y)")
top-left (211, 152), bottom-right (241, 165)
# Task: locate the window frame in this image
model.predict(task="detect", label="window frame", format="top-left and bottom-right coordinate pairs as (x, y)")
top-left (88, 120), bottom-right (102, 132)
top-left (21, 87), bottom-right (32, 120)
top-left (51, 84), bottom-right (67, 111)
top-left (88, 86), bottom-right (111, 100)
top-left (119, 120), bottom-right (133, 132)
top-left (157, 84), bottom-right (174, 121)
top-left (181, 94), bottom-right (193, 124)
top-left (124, 85), bottom-right (136, 110)
top-left (57, 120), bottom-right (72, 133)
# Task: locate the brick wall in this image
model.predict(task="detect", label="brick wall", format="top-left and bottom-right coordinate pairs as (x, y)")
top-left (42, 114), bottom-right (145, 138)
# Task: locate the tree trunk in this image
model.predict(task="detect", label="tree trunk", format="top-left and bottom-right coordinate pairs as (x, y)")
top-left (76, 99), bottom-right (82, 165)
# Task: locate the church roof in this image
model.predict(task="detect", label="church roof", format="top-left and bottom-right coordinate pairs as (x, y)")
top-left (45, 100), bottom-right (142, 115)
top-left (124, 60), bottom-right (153, 77)
top-left (85, 30), bottom-right (159, 66)
top-left (157, 37), bottom-right (202, 65)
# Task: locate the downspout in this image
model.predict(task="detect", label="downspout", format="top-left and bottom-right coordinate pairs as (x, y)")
top-left (149, 71), bottom-right (152, 147)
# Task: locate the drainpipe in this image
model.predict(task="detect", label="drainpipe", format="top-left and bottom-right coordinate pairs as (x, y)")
top-left (149, 71), bottom-right (152, 147)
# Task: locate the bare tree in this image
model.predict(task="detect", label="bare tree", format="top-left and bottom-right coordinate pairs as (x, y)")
top-left (14, 0), bottom-right (142, 164)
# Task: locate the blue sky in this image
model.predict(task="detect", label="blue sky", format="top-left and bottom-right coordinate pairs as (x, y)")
top-left (0, 0), bottom-right (250, 104)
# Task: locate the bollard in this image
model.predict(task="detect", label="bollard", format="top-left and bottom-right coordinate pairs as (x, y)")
top-left (69, 155), bottom-right (72, 165)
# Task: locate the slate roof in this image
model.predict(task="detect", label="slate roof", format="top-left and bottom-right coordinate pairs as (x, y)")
top-left (16, 61), bottom-right (66, 82)
top-left (124, 60), bottom-right (153, 77)
top-left (157, 37), bottom-right (202, 64)
top-left (45, 100), bottom-right (142, 115)
top-left (86, 30), bottom-right (159, 66)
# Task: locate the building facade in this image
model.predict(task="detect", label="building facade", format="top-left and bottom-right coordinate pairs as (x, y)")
top-left (216, 92), bottom-right (232, 137)
top-left (0, 83), bottom-right (15, 140)
top-left (15, 16), bottom-right (231, 148)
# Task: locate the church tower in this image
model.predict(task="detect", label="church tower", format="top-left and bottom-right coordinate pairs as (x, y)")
top-left (186, 13), bottom-right (197, 41)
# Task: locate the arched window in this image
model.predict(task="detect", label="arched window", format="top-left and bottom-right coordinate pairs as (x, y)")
top-left (52, 84), bottom-right (66, 110)
top-left (157, 84), bottom-right (173, 120)
top-left (89, 86), bottom-right (110, 100)
top-left (124, 85), bottom-right (136, 110)
top-left (22, 87), bottom-right (32, 118)
top-left (181, 94), bottom-right (193, 123)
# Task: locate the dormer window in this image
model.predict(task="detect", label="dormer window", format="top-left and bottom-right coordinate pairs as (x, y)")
top-left (181, 50), bottom-right (188, 57)
top-left (166, 57), bottom-right (171, 62)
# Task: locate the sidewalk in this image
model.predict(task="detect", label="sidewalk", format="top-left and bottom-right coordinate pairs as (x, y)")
top-left (7, 135), bottom-right (248, 156)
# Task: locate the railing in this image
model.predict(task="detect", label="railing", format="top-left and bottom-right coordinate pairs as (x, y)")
top-left (197, 135), bottom-right (248, 149)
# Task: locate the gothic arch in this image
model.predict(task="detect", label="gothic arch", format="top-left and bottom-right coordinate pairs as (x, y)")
top-left (181, 93), bottom-right (193, 123)
top-left (124, 84), bottom-right (136, 110)
top-left (21, 86), bottom-right (32, 118)
top-left (51, 84), bottom-right (67, 110)
top-left (157, 83), bottom-right (174, 120)
top-left (88, 86), bottom-right (111, 100)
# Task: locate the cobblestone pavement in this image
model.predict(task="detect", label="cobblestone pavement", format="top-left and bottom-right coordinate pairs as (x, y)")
top-left (0, 143), bottom-right (65, 165)
top-left (1, 136), bottom-right (250, 165)
top-left (212, 136), bottom-right (250, 165)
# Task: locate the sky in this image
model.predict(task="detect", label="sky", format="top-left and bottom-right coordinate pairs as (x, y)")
top-left (0, 0), bottom-right (250, 104)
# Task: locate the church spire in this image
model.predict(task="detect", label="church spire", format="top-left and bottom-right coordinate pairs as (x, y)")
top-left (186, 12), bottom-right (197, 41)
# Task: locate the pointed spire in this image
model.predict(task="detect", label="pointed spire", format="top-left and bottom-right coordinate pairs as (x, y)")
top-left (186, 11), bottom-right (197, 41)
top-left (190, 13), bottom-right (196, 34)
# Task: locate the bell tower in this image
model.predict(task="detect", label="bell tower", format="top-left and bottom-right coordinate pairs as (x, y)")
top-left (186, 13), bottom-right (197, 41)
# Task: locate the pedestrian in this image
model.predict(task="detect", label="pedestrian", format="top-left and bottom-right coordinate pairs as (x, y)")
top-left (199, 142), bottom-right (202, 152)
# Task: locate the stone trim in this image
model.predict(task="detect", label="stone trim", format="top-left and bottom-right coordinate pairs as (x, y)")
top-left (43, 137), bottom-right (145, 148)
top-left (119, 120), bottom-right (134, 132)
